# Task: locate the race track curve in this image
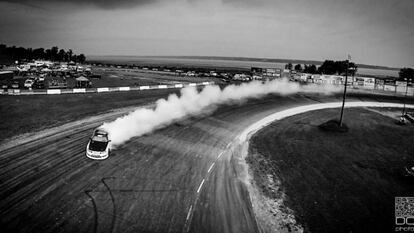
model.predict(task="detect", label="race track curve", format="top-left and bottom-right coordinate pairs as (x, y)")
top-left (0, 92), bottom-right (412, 233)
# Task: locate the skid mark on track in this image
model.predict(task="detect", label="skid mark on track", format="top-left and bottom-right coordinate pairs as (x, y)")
top-left (186, 205), bottom-right (193, 221)
top-left (101, 177), bottom-right (117, 233)
top-left (84, 190), bottom-right (98, 233)
top-left (207, 163), bottom-right (215, 173)
top-left (85, 176), bottom-right (188, 233)
top-left (196, 179), bottom-right (205, 193)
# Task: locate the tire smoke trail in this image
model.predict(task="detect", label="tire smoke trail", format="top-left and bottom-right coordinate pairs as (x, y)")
top-left (101, 79), bottom-right (340, 146)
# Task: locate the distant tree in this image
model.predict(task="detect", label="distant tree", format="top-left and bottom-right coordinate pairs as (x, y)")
top-left (33, 48), bottom-right (45, 59)
top-left (304, 64), bottom-right (318, 74)
top-left (348, 62), bottom-right (357, 76)
top-left (51, 46), bottom-right (59, 61)
top-left (318, 60), bottom-right (337, 74)
top-left (303, 65), bottom-right (309, 73)
top-left (45, 49), bottom-right (52, 60)
top-left (78, 54), bottom-right (86, 63)
top-left (64, 51), bottom-right (70, 62)
top-left (318, 60), bottom-right (357, 75)
top-left (294, 64), bottom-right (303, 72)
top-left (15, 47), bottom-right (28, 61)
top-left (285, 63), bottom-right (293, 70)
top-left (399, 68), bottom-right (414, 81)
top-left (0, 44), bottom-right (85, 64)
top-left (336, 60), bottom-right (357, 76)
top-left (58, 49), bottom-right (66, 61)
top-left (26, 48), bottom-right (33, 60)
top-left (68, 49), bottom-right (73, 62)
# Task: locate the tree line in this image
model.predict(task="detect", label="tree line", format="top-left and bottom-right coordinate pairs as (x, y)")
top-left (0, 44), bottom-right (86, 64)
top-left (287, 60), bottom-right (413, 81)
top-left (285, 60), bottom-right (358, 76)
top-left (399, 68), bottom-right (414, 81)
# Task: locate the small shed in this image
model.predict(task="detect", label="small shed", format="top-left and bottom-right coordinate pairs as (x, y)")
top-left (76, 76), bottom-right (91, 88)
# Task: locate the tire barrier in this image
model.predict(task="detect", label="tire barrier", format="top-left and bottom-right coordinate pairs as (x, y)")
top-left (0, 82), bottom-right (215, 96)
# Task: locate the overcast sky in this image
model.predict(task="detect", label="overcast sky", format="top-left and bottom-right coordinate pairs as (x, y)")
top-left (0, 0), bottom-right (413, 67)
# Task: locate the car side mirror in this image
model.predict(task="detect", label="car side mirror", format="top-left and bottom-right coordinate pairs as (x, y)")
top-left (108, 140), bottom-right (112, 142)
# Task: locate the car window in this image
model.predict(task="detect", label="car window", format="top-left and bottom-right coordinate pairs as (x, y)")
top-left (89, 140), bottom-right (108, 152)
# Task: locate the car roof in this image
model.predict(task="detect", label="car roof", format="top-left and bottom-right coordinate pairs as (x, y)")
top-left (91, 136), bottom-right (109, 142)
top-left (92, 129), bottom-right (109, 141)
top-left (94, 129), bottom-right (108, 135)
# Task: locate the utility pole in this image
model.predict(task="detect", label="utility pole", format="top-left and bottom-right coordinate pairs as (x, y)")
top-left (401, 79), bottom-right (410, 116)
top-left (339, 58), bottom-right (350, 127)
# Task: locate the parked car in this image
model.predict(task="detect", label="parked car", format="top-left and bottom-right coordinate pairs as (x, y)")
top-left (24, 79), bottom-right (34, 88)
top-left (34, 77), bottom-right (45, 89)
top-left (11, 81), bottom-right (19, 89)
top-left (403, 166), bottom-right (414, 178)
top-left (86, 129), bottom-right (111, 160)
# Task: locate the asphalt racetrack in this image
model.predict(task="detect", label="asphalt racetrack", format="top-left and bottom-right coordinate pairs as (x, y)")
top-left (0, 92), bottom-right (412, 233)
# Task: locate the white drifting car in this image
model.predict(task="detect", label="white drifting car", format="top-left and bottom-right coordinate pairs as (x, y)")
top-left (86, 129), bottom-right (111, 160)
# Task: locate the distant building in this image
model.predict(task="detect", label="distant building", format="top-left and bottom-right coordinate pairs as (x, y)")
top-left (251, 67), bottom-right (281, 81)
top-left (375, 79), bottom-right (385, 90)
top-left (265, 68), bottom-right (281, 78)
top-left (209, 71), bottom-right (218, 77)
top-left (251, 67), bottom-right (264, 74)
top-left (185, 71), bottom-right (196, 77)
top-left (362, 77), bottom-right (375, 89)
top-left (396, 81), bottom-right (408, 93)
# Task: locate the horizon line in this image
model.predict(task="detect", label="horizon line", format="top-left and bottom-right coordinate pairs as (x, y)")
top-left (86, 54), bottom-right (402, 70)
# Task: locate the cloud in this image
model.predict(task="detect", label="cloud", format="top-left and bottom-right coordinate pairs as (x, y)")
top-left (0, 0), bottom-right (157, 9)
top-left (1, 0), bottom-right (413, 67)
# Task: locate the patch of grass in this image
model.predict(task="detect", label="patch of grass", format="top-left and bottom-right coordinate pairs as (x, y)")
top-left (12, 68), bottom-right (220, 89)
top-left (248, 108), bottom-right (414, 233)
top-left (0, 89), bottom-right (181, 142)
top-left (86, 69), bottom-right (218, 88)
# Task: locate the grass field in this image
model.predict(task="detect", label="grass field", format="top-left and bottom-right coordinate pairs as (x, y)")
top-left (0, 89), bottom-right (182, 142)
top-left (247, 107), bottom-right (414, 233)
top-left (11, 67), bottom-right (220, 89)
top-left (88, 68), bottom-right (218, 87)
top-left (0, 67), bottom-right (222, 142)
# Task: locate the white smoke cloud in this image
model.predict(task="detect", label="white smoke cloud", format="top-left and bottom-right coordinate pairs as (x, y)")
top-left (101, 79), bottom-right (340, 146)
